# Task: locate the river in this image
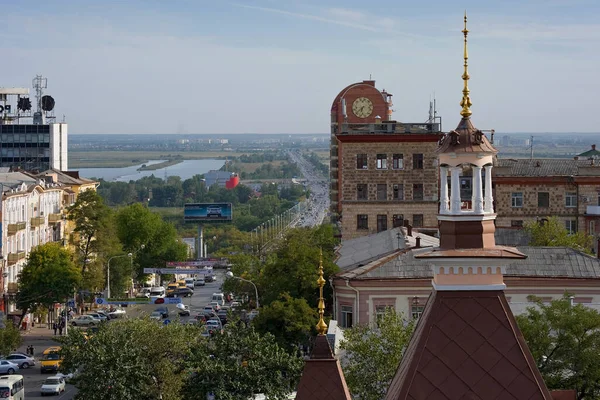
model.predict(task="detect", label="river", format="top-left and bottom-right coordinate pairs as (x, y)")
top-left (74, 159), bottom-right (226, 182)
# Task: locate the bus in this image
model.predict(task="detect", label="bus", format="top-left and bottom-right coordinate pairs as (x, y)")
top-left (41, 346), bottom-right (63, 373)
top-left (0, 375), bottom-right (24, 400)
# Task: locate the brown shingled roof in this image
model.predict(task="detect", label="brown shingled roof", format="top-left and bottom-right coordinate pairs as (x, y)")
top-left (295, 335), bottom-right (352, 400)
top-left (437, 118), bottom-right (497, 154)
top-left (385, 290), bottom-right (552, 400)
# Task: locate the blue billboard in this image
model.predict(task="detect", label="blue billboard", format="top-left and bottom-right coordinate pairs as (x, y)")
top-left (184, 203), bottom-right (233, 222)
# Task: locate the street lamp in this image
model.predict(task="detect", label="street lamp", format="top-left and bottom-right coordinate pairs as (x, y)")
top-left (226, 271), bottom-right (259, 309)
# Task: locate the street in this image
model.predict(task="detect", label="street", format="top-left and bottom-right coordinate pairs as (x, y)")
top-left (287, 151), bottom-right (329, 228)
top-left (19, 272), bottom-right (225, 399)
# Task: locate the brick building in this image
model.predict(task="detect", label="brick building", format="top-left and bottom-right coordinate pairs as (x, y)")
top-left (493, 158), bottom-right (600, 241)
top-left (329, 80), bottom-right (442, 240)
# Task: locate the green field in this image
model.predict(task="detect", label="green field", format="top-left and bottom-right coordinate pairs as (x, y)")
top-left (70, 151), bottom-right (246, 168)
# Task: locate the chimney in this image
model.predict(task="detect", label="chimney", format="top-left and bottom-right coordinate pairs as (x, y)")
top-left (407, 225), bottom-right (412, 237)
top-left (593, 144), bottom-right (597, 151)
top-left (415, 237), bottom-right (421, 248)
top-left (375, 115), bottom-right (382, 124)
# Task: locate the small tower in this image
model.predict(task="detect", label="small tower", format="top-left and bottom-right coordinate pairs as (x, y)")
top-left (436, 13), bottom-right (497, 250)
top-left (295, 250), bottom-right (351, 400)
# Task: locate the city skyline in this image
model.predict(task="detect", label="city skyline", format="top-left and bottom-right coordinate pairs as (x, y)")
top-left (2, 0), bottom-right (599, 134)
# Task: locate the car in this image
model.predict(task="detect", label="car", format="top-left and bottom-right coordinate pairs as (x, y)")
top-left (230, 301), bottom-right (241, 309)
top-left (108, 308), bottom-right (126, 319)
top-left (184, 278), bottom-right (195, 289)
top-left (155, 306), bottom-right (169, 319)
top-left (0, 361), bottom-right (18, 375)
top-left (166, 288), bottom-right (193, 298)
top-left (177, 304), bottom-right (190, 317)
top-left (136, 288), bottom-right (151, 298)
top-left (202, 306), bottom-right (216, 315)
top-left (194, 277), bottom-right (205, 287)
top-left (195, 314), bottom-right (207, 323)
top-left (166, 283), bottom-right (179, 295)
top-left (217, 310), bottom-right (228, 324)
top-left (208, 301), bottom-right (221, 311)
top-left (206, 206), bottom-right (222, 217)
top-left (40, 347), bottom-right (62, 373)
top-left (205, 319), bottom-right (222, 333)
top-left (71, 315), bottom-right (99, 327)
top-left (87, 313), bottom-right (108, 322)
top-left (95, 310), bottom-right (110, 319)
top-left (150, 311), bottom-right (163, 321)
top-left (4, 353), bottom-right (35, 369)
top-left (40, 376), bottom-right (66, 396)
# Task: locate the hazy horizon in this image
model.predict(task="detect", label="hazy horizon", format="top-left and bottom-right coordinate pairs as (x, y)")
top-left (3, 0), bottom-right (599, 135)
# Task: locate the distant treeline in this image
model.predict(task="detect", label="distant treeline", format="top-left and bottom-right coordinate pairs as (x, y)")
top-left (221, 150), bottom-right (302, 179)
top-left (304, 151), bottom-right (329, 176)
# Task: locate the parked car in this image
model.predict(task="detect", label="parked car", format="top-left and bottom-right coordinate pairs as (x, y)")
top-left (166, 288), bottom-right (193, 298)
top-left (4, 353), bottom-right (35, 369)
top-left (108, 308), bottom-right (126, 319)
top-left (0, 360), bottom-right (19, 375)
top-left (194, 277), bottom-right (205, 287)
top-left (184, 278), bottom-right (195, 289)
top-left (136, 288), bottom-right (151, 298)
top-left (205, 319), bottom-right (223, 333)
top-left (71, 315), bottom-right (99, 327)
top-left (86, 313), bottom-right (108, 322)
top-left (40, 376), bottom-right (66, 396)
top-left (150, 311), bottom-right (163, 321)
top-left (155, 306), bottom-right (169, 319)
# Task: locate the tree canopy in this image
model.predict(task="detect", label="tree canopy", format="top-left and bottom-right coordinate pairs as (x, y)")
top-left (516, 295), bottom-right (600, 399)
top-left (340, 307), bottom-right (415, 400)
top-left (16, 243), bottom-right (81, 316)
top-left (525, 216), bottom-right (594, 255)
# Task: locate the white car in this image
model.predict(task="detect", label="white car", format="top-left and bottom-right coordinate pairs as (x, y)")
top-left (108, 308), bottom-right (126, 318)
top-left (40, 376), bottom-right (66, 396)
top-left (0, 360), bottom-right (18, 375)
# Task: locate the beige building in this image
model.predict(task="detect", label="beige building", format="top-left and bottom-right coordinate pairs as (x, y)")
top-left (493, 158), bottom-right (600, 241)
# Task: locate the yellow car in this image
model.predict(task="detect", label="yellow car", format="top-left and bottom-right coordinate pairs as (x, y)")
top-left (176, 280), bottom-right (187, 288)
top-left (40, 346), bottom-right (62, 373)
top-left (166, 283), bottom-right (179, 295)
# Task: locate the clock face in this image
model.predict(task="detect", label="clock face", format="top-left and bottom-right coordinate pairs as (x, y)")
top-left (352, 97), bottom-right (373, 118)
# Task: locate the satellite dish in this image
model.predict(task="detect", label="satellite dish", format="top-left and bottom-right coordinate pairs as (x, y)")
top-left (17, 97), bottom-right (32, 112)
top-left (41, 95), bottom-right (55, 112)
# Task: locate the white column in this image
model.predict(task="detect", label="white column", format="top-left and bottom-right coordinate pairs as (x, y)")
top-left (440, 166), bottom-right (449, 214)
top-left (484, 165), bottom-right (494, 213)
top-left (450, 167), bottom-right (462, 213)
top-left (472, 166), bottom-right (484, 214)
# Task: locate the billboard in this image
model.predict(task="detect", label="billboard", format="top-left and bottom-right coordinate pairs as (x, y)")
top-left (95, 297), bottom-right (182, 305)
top-left (143, 268), bottom-right (213, 275)
top-left (166, 259), bottom-right (228, 267)
top-left (184, 203), bottom-right (232, 222)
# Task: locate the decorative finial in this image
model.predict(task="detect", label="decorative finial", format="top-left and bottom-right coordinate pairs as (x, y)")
top-left (316, 248), bottom-right (328, 335)
top-left (460, 11), bottom-right (472, 118)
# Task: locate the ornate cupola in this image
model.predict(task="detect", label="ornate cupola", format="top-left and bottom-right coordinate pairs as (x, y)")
top-left (436, 13), bottom-right (498, 250)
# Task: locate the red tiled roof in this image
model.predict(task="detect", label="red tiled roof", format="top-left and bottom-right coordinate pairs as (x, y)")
top-left (385, 290), bottom-right (552, 400)
top-left (295, 335), bottom-right (352, 400)
top-left (437, 117), bottom-right (497, 155)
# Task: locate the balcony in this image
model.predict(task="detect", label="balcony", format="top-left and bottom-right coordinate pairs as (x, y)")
top-left (339, 122), bottom-right (441, 135)
top-left (7, 283), bottom-right (18, 294)
top-left (7, 222), bottom-right (26, 236)
top-left (7, 251), bottom-right (26, 265)
top-left (30, 216), bottom-right (45, 227)
top-left (587, 206), bottom-right (600, 215)
top-left (48, 213), bottom-right (62, 224)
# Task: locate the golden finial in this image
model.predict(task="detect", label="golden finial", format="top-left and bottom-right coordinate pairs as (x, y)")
top-left (460, 11), bottom-right (472, 118)
top-left (316, 248), bottom-right (328, 335)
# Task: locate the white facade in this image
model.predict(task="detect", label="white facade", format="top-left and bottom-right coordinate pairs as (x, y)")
top-left (49, 123), bottom-right (68, 171)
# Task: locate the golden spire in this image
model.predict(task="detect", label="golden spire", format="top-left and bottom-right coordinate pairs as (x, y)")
top-left (316, 248), bottom-right (328, 335)
top-left (460, 11), bottom-right (472, 118)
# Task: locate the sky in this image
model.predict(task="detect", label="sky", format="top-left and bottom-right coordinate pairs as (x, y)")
top-left (1, 0), bottom-right (599, 134)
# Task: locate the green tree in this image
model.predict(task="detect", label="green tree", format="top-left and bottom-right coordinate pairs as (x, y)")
top-left (525, 216), bottom-right (594, 255)
top-left (16, 243), bottom-right (81, 317)
top-left (67, 190), bottom-right (113, 274)
top-left (59, 318), bottom-right (200, 400)
top-left (0, 320), bottom-right (22, 357)
top-left (340, 308), bottom-right (415, 400)
top-left (516, 295), bottom-right (600, 399)
top-left (182, 322), bottom-right (303, 400)
top-left (252, 293), bottom-right (317, 352)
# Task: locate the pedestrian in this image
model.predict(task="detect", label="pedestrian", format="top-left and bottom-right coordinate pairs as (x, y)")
top-left (30, 346), bottom-right (35, 357)
top-left (26, 346), bottom-right (31, 356)
top-left (58, 323), bottom-right (63, 336)
top-left (53, 322), bottom-right (57, 335)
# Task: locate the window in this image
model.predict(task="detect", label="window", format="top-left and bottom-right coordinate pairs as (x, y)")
top-left (393, 214), bottom-right (404, 228)
top-left (376, 154), bottom-right (387, 169)
top-left (341, 305), bottom-right (353, 328)
top-left (538, 192), bottom-right (550, 208)
top-left (589, 220), bottom-right (595, 235)
top-left (377, 215), bottom-right (387, 232)
top-left (411, 305), bottom-right (425, 319)
top-left (392, 154), bottom-right (404, 169)
top-left (511, 220), bottom-right (524, 228)
top-left (357, 184), bottom-right (368, 200)
top-left (565, 219), bottom-right (577, 234)
top-left (357, 214), bottom-right (368, 230)
top-left (413, 154), bottom-right (424, 169)
top-left (565, 192), bottom-right (577, 208)
top-left (375, 305), bottom-right (394, 325)
top-left (393, 184), bottom-right (404, 200)
top-left (377, 184), bottom-right (387, 200)
top-left (413, 214), bottom-right (424, 228)
top-left (511, 192), bottom-right (523, 208)
top-left (356, 154), bottom-right (368, 169)
top-left (413, 184), bottom-right (424, 201)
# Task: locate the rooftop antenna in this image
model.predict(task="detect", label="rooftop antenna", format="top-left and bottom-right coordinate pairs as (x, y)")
top-left (369, 73), bottom-right (372, 80)
top-left (32, 75), bottom-right (47, 114)
top-left (528, 136), bottom-right (534, 159)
